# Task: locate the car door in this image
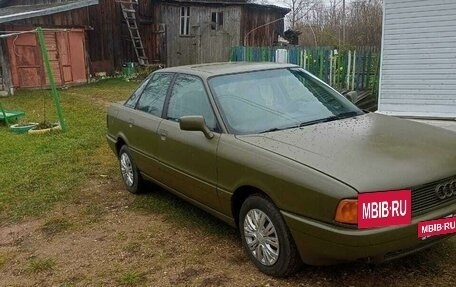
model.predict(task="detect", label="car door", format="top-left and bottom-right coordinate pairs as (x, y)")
top-left (123, 72), bottom-right (174, 179)
top-left (157, 74), bottom-right (221, 210)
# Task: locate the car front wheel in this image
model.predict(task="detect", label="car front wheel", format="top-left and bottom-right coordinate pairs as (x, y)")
top-left (239, 194), bottom-right (301, 277)
top-left (118, 145), bottom-right (143, 194)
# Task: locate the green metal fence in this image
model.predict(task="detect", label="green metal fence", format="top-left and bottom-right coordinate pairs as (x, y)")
top-left (230, 46), bottom-right (381, 95)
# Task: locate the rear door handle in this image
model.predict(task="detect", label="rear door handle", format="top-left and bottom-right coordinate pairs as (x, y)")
top-left (159, 129), bottom-right (168, 140)
top-left (128, 118), bottom-right (135, 128)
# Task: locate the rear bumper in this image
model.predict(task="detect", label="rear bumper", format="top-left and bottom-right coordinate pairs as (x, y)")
top-left (282, 203), bottom-right (456, 265)
top-left (106, 134), bottom-right (117, 155)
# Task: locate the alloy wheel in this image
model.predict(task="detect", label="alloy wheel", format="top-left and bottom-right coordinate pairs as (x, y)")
top-left (120, 153), bottom-right (134, 187)
top-left (243, 209), bottom-right (280, 266)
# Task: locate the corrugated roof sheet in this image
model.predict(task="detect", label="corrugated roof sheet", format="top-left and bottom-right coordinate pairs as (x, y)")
top-left (0, 0), bottom-right (98, 24)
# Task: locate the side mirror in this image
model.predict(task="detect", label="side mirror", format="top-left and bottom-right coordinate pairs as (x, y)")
top-left (179, 115), bottom-right (214, 139)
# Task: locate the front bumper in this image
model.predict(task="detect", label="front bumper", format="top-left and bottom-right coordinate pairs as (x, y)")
top-left (282, 203), bottom-right (456, 265)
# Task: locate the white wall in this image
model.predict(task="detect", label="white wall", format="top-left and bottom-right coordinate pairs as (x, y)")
top-left (378, 0), bottom-right (456, 118)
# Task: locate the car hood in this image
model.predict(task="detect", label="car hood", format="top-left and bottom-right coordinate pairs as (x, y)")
top-left (236, 113), bottom-right (456, 192)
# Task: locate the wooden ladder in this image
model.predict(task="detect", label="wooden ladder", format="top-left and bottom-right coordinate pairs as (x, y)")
top-left (117, 0), bottom-right (149, 65)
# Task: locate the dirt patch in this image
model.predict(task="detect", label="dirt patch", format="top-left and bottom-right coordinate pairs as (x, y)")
top-left (0, 220), bottom-right (43, 247)
top-left (169, 267), bottom-right (208, 285)
top-left (199, 274), bottom-right (231, 287)
top-left (0, 177), bottom-right (455, 287)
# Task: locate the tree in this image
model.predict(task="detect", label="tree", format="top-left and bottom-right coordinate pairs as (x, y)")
top-left (295, 0), bottom-right (383, 48)
top-left (287, 0), bottom-right (318, 30)
top-left (249, 0), bottom-right (383, 48)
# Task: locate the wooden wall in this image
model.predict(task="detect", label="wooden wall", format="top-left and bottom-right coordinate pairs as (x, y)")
top-left (2, 0), bottom-right (287, 72)
top-left (241, 6), bottom-right (287, 47)
top-left (4, 0), bottom-right (163, 73)
top-left (157, 2), bottom-right (287, 66)
top-left (158, 2), bottom-right (242, 67)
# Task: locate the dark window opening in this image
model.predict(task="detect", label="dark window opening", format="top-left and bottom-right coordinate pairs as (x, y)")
top-left (180, 7), bottom-right (190, 35)
top-left (211, 12), bottom-right (223, 31)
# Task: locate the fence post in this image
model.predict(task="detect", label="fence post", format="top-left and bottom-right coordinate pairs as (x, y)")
top-left (329, 50), bottom-right (333, 86)
top-left (346, 50), bottom-right (351, 90)
top-left (352, 50), bottom-right (356, 90)
top-left (303, 50), bottom-right (307, 70)
top-left (366, 50), bottom-right (372, 90)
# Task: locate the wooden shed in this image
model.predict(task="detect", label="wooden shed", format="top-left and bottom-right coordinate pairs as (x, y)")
top-left (0, 0), bottom-right (165, 93)
top-left (0, 0), bottom-right (100, 92)
top-left (152, 0), bottom-right (290, 67)
top-left (0, 0), bottom-right (289, 93)
top-left (378, 0), bottom-right (456, 119)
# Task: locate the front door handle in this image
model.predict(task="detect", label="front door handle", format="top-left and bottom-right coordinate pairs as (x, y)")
top-left (159, 129), bottom-right (168, 140)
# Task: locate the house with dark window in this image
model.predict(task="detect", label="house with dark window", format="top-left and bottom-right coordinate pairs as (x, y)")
top-left (154, 0), bottom-right (290, 67)
top-left (0, 0), bottom-right (289, 93)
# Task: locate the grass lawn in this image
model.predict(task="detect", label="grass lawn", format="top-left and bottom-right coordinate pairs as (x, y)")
top-left (0, 79), bottom-right (137, 222)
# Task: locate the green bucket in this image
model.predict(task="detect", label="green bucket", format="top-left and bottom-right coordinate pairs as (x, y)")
top-left (122, 62), bottom-right (135, 78)
top-left (9, 123), bottom-right (38, 134)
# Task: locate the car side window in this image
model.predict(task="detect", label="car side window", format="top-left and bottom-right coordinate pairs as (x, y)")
top-left (136, 73), bottom-right (173, 117)
top-left (167, 74), bottom-right (217, 131)
top-left (124, 74), bottom-right (153, 108)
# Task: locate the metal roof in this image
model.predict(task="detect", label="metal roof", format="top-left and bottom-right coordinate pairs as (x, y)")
top-left (0, 0), bottom-right (99, 24)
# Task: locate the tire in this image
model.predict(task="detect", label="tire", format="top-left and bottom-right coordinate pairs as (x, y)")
top-left (118, 145), bottom-right (144, 194)
top-left (239, 194), bottom-right (302, 277)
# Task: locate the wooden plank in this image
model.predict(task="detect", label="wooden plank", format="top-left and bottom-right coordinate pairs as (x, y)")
top-left (0, 0), bottom-right (99, 24)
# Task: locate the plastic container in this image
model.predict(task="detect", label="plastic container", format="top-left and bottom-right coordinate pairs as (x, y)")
top-left (9, 123), bottom-right (38, 134)
top-left (28, 123), bottom-right (62, 135)
top-left (122, 62), bottom-right (135, 78)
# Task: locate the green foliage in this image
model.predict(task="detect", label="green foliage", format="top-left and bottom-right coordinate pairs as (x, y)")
top-left (27, 257), bottom-right (56, 273)
top-left (118, 271), bottom-right (146, 286)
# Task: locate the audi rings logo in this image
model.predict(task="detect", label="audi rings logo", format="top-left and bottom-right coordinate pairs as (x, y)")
top-left (435, 179), bottom-right (456, 200)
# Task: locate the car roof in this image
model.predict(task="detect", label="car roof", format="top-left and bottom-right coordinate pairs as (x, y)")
top-left (157, 62), bottom-right (298, 78)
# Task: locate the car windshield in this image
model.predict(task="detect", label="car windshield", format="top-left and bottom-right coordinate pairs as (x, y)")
top-left (209, 68), bottom-right (363, 135)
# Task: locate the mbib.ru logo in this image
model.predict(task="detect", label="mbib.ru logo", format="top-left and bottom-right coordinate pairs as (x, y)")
top-left (362, 200), bottom-right (408, 219)
top-left (419, 215), bottom-right (456, 238)
top-left (358, 190), bottom-right (412, 229)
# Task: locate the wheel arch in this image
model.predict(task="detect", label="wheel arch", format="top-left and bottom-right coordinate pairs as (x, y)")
top-left (115, 134), bottom-right (129, 156)
top-left (231, 185), bottom-right (274, 228)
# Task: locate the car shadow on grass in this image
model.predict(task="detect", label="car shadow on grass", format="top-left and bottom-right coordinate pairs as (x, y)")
top-left (128, 183), bottom-right (455, 285)
top-left (129, 183), bottom-right (238, 239)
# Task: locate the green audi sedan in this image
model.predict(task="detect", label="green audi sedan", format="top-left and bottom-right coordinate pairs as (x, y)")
top-left (107, 62), bottom-right (456, 277)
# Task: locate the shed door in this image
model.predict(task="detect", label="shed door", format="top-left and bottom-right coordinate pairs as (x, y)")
top-left (7, 28), bottom-right (87, 88)
top-left (43, 31), bottom-right (63, 86)
top-left (7, 32), bottom-right (42, 88)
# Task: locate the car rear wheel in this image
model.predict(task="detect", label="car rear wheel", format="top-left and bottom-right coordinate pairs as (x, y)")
top-left (119, 145), bottom-right (144, 194)
top-left (239, 194), bottom-right (301, 277)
